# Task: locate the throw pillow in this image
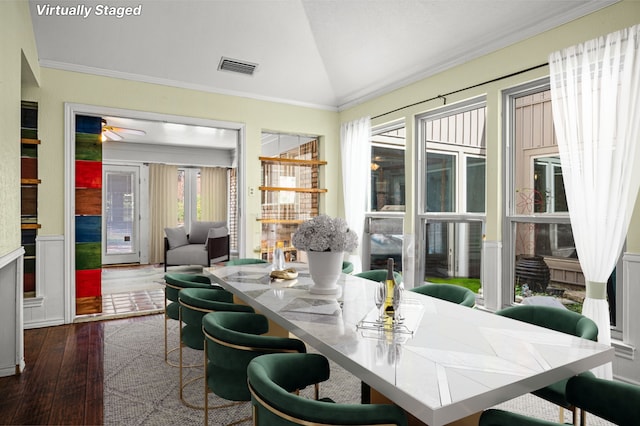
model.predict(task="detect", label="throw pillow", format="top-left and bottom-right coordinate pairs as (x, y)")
top-left (165, 226), bottom-right (189, 249)
top-left (207, 226), bottom-right (229, 239)
top-left (189, 221), bottom-right (226, 244)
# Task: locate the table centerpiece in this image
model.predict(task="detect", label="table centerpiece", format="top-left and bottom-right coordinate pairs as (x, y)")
top-left (292, 215), bottom-right (358, 294)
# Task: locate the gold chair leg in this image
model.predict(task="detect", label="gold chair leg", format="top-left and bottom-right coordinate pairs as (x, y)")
top-left (568, 405), bottom-right (579, 426)
top-left (203, 336), bottom-right (245, 423)
top-left (559, 407), bottom-right (565, 424)
top-left (204, 340), bottom-right (208, 425)
top-left (164, 296), bottom-right (180, 367)
top-left (580, 408), bottom-right (587, 426)
top-left (179, 306), bottom-right (207, 408)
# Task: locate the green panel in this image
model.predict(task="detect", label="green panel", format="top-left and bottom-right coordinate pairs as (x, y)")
top-left (24, 257), bottom-right (36, 274)
top-left (21, 144), bottom-right (38, 157)
top-left (23, 244), bottom-right (36, 257)
top-left (75, 242), bottom-right (102, 270)
top-left (76, 133), bottom-right (102, 161)
top-left (21, 128), bottom-right (37, 139)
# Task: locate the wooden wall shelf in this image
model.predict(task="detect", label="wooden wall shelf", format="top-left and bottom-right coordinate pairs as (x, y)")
top-left (259, 140), bottom-right (323, 262)
top-left (259, 156), bottom-right (327, 166)
top-left (256, 219), bottom-right (305, 224)
top-left (259, 186), bottom-right (327, 193)
top-left (20, 138), bottom-right (41, 145)
top-left (21, 178), bottom-right (41, 185)
top-left (21, 223), bottom-right (41, 230)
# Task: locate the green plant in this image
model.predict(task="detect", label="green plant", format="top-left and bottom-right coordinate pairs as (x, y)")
top-left (565, 303), bottom-right (583, 314)
top-left (425, 277), bottom-right (481, 294)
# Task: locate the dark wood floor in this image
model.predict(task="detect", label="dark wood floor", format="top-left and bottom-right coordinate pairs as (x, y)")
top-left (0, 320), bottom-right (108, 425)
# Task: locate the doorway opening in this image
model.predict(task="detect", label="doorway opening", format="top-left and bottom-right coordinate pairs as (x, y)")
top-left (64, 103), bottom-right (245, 322)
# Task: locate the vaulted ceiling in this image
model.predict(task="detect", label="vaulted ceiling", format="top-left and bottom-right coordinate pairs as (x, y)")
top-left (29, 0), bottom-right (615, 112)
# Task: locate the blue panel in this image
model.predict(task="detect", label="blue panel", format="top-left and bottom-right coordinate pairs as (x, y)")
top-left (21, 229), bottom-right (37, 245)
top-left (75, 215), bottom-right (102, 243)
top-left (75, 115), bottom-right (102, 134)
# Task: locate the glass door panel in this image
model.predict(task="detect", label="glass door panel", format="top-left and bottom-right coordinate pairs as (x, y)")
top-left (103, 165), bottom-right (139, 264)
top-left (425, 152), bottom-right (455, 212)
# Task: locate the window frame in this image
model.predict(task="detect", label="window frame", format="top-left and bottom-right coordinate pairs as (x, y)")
top-left (368, 121), bottom-right (406, 213)
top-left (178, 167), bottom-right (201, 232)
top-left (502, 78), bottom-right (623, 336)
top-left (415, 96), bottom-right (487, 289)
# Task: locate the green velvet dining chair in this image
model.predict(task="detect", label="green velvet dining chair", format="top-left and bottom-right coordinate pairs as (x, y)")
top-left (202, 311), bottom-right (307, 425)
top-left (224, 258), bottom-right (269, 266)
top-left (495, 305), bottom-right (599, 426)
top-left (342, 261), bottom-right (354, 274)
top-left (354, 269), bottom-right (403, 284)
top-left (566, 374), bottom-right (640, 426)
top-left (479, 409), bottom-right (558, 426)
top-left (248, 352), bottom-right (409, 426)
top-left (410, 283), bottom-right (476, 307)
top-left (164, 272), bottom-right (221, 366)
top-left (178, 287), bottom-right (254, 408)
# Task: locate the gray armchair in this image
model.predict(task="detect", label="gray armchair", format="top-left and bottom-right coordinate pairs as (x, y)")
top-left (164, 221), bottom-right (230, 271)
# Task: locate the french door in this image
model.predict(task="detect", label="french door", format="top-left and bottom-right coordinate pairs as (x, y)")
top-left (102, 164), bottom-right (140, 264)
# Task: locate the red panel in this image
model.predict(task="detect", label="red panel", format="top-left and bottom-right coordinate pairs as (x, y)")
top-left (24, 272), bottom-right (36, 293)
top-left (21, 157), bottom-right (38, 180)
top-left (75, 160), bottom-right (102, 189)
top-left (76, 269), bottom-right (102, 297)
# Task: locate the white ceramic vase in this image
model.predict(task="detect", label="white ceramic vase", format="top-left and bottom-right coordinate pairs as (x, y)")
top-left (307, 251), bottom-right (343, 294)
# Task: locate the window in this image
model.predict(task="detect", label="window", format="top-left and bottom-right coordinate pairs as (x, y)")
top-left (364, 124), bottom-right (405, 271)
top-left (466, 156), bottom-right (486, 213)
top-left (416, 98), bottom-right (486, 290)
top-left (260, 133), bottom-right (323, 263)
top-left (504, 81), bottom-right (621, 328)
top-left (177, 168), bottom-right (201, 230)
top-left (370, 126), bottom-right (405, 212)
top-left (425, 152), bottom-right (456, 212)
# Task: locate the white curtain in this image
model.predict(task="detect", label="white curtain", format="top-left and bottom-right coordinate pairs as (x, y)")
top-left (549, 24), bottom-right (640, 379)
top-left (340, 117), bottom-right (371, 273)
top-left (149, 163), bottom-right (178, 264)
top-left (201, 167), bottom-right (228, 221)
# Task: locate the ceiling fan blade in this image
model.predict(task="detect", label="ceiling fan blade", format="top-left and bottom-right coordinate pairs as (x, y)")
top-left (103, 129), bottom-right (123, 141)
top-left (110, 126), bottom-right (146, 136)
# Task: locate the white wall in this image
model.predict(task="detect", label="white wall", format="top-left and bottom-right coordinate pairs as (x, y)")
top-left (103, 141), bottom-right (235, 168)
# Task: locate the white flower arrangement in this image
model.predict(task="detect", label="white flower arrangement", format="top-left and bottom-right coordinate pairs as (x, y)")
top-left (292, 214), bottom-right (358, 252)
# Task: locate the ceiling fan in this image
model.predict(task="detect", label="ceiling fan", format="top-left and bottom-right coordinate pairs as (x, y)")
top-left (101, 118), bottom-right (146, 141)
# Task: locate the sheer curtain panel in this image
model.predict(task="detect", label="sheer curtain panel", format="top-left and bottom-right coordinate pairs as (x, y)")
top-left (201, 167), bottom-right (228, 221)
top-left (340, 117), bottom-right (371, 273)
top-left (549, 24), bottom-right (640, 379)
top-left (149, 163), bottom-right (178, 264)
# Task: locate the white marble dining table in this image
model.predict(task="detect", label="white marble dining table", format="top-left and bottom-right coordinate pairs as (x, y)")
top-left (204, 263), bottom-right (614, 426)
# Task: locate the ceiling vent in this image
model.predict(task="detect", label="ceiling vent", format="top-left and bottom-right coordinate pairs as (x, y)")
top-left (218, 57), bottom-right (258, 76)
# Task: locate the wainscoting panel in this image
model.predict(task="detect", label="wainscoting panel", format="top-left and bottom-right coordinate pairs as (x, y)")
top-left (482, 240), bottom-right (502, 311)
top-left (24, 235), bottom-right (65, 329)
top-left (612, 252), bottom-right (640, 384)
top-left (0, 247), bottom-right (24, 376)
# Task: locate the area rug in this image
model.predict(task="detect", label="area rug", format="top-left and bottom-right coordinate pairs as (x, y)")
top-left (103, 314), bottom-right (613, 426)
top-left (103, 314), bottom-right (360, 426)
top-left (102, 264), bottom-right (203, 294)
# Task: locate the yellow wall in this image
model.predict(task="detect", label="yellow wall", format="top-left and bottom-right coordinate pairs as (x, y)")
top-left (0, 1), bottom-right (40, 257)
top-left (339, 0), bottom-right (640, 252)
top-left (28, 68), bottom-right (339, 255)
top-left (6, 0), bottom-right (640, 258)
